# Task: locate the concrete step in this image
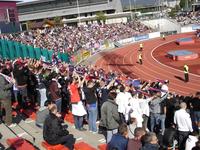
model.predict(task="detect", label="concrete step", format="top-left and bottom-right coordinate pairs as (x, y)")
top-left (8, 124), bottom-right (33, 143)
top-left (18, 120), bottom-right (44, 149)
top-left (0, 123), bottom-right (17, 148)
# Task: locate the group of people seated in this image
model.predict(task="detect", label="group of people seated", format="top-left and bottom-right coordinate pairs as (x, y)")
top-left (175, 11), bottom-right (200, 26)
top-left (0, 21), bottom-right (152, 57)
top-left (0, 56), bottom-right (199, 150)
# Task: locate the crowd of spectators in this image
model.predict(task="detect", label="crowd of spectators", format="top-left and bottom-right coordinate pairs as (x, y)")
top-left (0, 19), bottom-right (199, 150)
top-left (0, 57), bottom-right (199, 150)
top-left (0, 21), bottom-right (152, 56)
top-left (175, 11), bottom-right (200, 26)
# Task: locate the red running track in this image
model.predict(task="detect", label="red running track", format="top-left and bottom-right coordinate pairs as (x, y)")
top-left (95, 33), bottom-right (200, 96)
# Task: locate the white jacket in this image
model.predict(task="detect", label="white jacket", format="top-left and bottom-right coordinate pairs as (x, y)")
top-left (129, 97), bottom-right (143, 127)
top-left (139, 98), bottom-right (152, 117)
top-left (185, 135), bottom-right (198, 150)
top-left (116, 92), bottom-right (126, 114)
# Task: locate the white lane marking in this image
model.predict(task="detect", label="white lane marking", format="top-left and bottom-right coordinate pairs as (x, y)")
top-left (76, 137), bottom-right (83, 141)
top-left (17, 132), bottom-right (28, 137)
top-left (151, 39), bottom-right (200, 78)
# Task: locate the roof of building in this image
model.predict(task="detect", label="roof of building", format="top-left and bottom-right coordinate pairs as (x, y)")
top-left (18, 0), bottom-right (55, 6)
top-left (192, 2), bottom-right (200, 6)
top-left (0, 0), bottom-right (21, 2)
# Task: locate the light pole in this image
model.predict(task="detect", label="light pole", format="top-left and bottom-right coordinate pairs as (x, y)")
top-left (76, 0), bottom-right (81, 24)
top-left (128, 0), bottom-right (133, 20)
top-left (133, 0), bottom-right (136, 18)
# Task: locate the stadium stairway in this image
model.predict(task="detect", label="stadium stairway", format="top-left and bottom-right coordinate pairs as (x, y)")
top-left (0, 115), bottom-right (106, 149)
top-left (113, 41), bottom-right (122, 48)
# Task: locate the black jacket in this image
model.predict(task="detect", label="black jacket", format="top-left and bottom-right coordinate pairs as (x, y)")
top-left (43, 113), bottom-right (68, 144)
top-left (83, 83), bottom-right (99, 104)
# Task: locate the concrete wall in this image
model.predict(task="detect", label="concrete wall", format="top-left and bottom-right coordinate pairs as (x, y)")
top-left (142, 18), bottom-right (181, 33)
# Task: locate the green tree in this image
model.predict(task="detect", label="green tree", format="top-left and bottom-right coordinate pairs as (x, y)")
top-left (26, 21), bottom-right (35, 30)
top-left (53, 16), bottom-right (62, 26)
top-left (179, 0), bottom-right (187, 9)
top-left (96, 12), bottom-right (107, 24)
top-left (44, 19), bottom-right (54, 27)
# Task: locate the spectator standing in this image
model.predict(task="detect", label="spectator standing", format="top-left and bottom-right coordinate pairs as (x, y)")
top-left (174, 102), bottom-right (193, 150)
top-left (149, 92), bottom-right (167, 134)
top-left (68, 73), bottom-right (87, 131)
top-left (191, 92), bottom-right (200, 133)
top-left (185, 131), bottom-right (199, 150)
top-left (35, 67), bottom-right (47, 107)
top-left (0, 67), bottom-right (15, 126)
top-left (116, 85), bottom-right (126, 123)
top-left (162, 124), bottom-right (177, 149)
top-left (100, 92), bottom-right (120, 143)
top-left (13, 61), bottom-right (28, 107)
top-left (129, 95), bottom-right (143, 128)
top-left (49, 72), bottom-right (62, 113)
top-left (161, 80), bottom-right (169, 98)
top-left (83, 79), bottom-right (99, 133)
top-left (138, 94), bottom-right (154, 131)
top-left (127, 117), bottom-right (137, 139)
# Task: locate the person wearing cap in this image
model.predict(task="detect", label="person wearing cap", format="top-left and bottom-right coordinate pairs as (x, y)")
top-left (184, 64), bottom-right (189, 82)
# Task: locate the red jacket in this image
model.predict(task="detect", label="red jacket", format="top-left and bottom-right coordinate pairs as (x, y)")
top-left (69, 83), bottom-right (80, 103)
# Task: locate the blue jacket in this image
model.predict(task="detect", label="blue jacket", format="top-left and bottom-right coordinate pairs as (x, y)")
top-left (140, 143), bottom-right (159, 150)
top-left (108, 133), bottom-right (128, 150)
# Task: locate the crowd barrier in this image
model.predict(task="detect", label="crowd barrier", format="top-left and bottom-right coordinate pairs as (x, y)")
top-left (72, 39), bottom-right (115, 65)
top-left (0, 39), bottom-right (70, 63)
top-left (118, 32), bottom-right (161, 46)
top-left (181, 24), bottom-right (200, 33)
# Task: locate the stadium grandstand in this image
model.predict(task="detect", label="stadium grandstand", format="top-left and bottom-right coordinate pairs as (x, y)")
top-left (0, 0), bottom-right (200, 150)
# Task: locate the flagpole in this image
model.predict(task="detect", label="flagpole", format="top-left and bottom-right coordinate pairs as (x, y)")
top-left (77, 0), bottom-right (81, 24)
top-left (128, 0), bottom-right (133, 20)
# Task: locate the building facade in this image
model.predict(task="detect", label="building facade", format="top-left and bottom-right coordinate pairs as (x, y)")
top-left (0, 0), bottom-right (20, 33)
top-left (17, 0), bottom-right (123, 22)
